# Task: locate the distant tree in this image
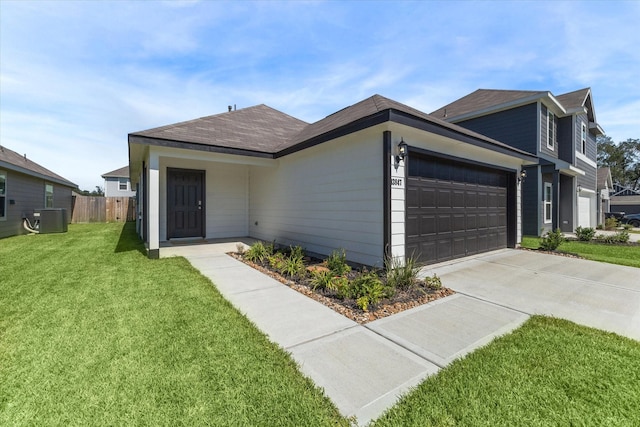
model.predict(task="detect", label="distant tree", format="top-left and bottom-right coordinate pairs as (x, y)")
top-left (77, 186), bottom-right (105, 197)
top-left (597, 135), bottom-right (640, 189)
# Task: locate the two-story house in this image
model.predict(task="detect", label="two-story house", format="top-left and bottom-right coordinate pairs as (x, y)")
top-left (431, 88), bottom-right (604, 236)
top-left (101, 166), bottom-right (136, 197)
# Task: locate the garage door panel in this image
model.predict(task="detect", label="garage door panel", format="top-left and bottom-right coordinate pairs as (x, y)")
top-left (452, 214), bottom-right (465, 231)
top-left (407, 154), bottom-right (509, 264)
top-left (452, 190), bottom-right (465, 208)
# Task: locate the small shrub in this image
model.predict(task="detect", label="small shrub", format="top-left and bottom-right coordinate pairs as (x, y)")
top-left (424, 274), bottom-right (442, 290)
top-left (350, 271), bottom-right (386, 311)
top-left (596, 224), bottom-right (603, 230)
top-left (268, 252), bottom-right (287, 272)
top-left (310, 270), bottom-right (333, 291)
top-left (604, 217), bottom-right (618, 231)
top-left (385, 254), bottom-right (421, 290)
top-left (245, 241), bottom-right (273, 263)
top-left (326, 249), bottom-right (351, 276)
top-left (280, 246), bottom-right (306, 278)
top-left (595, 230), bottom-right (630, 244)
top-left (539, 228), bottom-right (565, 251)
top-left (622, 223), bottom-right (632, 231)
top-left (575, 226), bottom-right (596, 242)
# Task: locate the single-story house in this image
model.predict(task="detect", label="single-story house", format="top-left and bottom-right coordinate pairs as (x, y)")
top-left (0, 145), bottom-right (77, 239)
top-left (102, 166), bottom-right (136, 197)
top-left (128, 95), bottom-right (537, 266)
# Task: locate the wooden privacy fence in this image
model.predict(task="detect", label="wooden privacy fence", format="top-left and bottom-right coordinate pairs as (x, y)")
top-left (71, 196), bottom-right (136, 223)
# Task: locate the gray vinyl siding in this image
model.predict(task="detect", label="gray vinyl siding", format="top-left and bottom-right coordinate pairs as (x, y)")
top-left (576, 158), bottom-right (597, 190)
top-left (576, 114), bottom-right (597, 160)
top-left (455, 103), bottom-right (538, 155)
top-left (521, 166), bottom-right (540, 236)
top-left (0, 170), bottom-right (73, 239)
top-left (557, 116), bottom-right (574, 164)
top-left (540, 105), bottom-right (557, 159)
top-left (104, 177), bottom-right (136, 197)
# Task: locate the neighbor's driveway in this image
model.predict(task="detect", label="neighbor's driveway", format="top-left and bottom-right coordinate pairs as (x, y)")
top-left (421, 249), bottom-right (640, 341)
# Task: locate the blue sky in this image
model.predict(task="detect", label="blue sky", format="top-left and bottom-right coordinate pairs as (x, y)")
top-left (1, 0), bottom-right (638, 190)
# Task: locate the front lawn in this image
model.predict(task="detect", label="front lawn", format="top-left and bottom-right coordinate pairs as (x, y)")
top-left (373, 316), bottom-right (640, 426)
top-left (0, 223), bottom-right (347, 426)
top-left (521, 236), bottom-right (640, 268)
top-left (3, 224), bottom-right (639, 426)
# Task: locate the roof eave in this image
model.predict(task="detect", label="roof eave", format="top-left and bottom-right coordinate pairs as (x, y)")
top-left (445, 92), bottom-right (554, 123)
top-left (0, 160), bottom-right (78, 189)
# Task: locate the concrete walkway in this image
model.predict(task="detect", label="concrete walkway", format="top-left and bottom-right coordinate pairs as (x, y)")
top-left (163, 244), bottom-right (528, 425)
top-left (163, 243), bottom-right (639, 425)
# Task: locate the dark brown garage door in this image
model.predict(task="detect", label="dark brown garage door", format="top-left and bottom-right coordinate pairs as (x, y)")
top-left (406, 154), bottom-right (509, 264)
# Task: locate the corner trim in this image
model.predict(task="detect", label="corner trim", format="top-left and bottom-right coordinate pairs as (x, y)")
top-left (383, 131), bottom-right (391, 258)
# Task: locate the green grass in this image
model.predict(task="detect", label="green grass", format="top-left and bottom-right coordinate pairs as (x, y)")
top-left (521, 236), bottom-right (640, 268)
top-left (4, 224), bottom-right (639, 426)
top-left (0, 223), bottom-right (347, 426)
top-left (373, 316), bottom-right (640, 427)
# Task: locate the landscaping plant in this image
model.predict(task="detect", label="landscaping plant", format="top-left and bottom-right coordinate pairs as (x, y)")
top-left (574, 226), bottom-right (595, 241)
top-left (539, 228), bottom-right (565, 251)
top-left (326, 248), bottom-right (351, 276)
top-left (385, 254), bottom-right (421, 290)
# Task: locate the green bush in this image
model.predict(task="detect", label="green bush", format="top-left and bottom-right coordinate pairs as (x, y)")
top-left (385, 254), bottom-right (420, 290)
top-left (326, 249), bottom-right (351, 276)
top-left (575, 226), bottom-right (596, 242)
top-left (539, 228), bottom-right (565, 251)
top-left (244, 241), bottom-right (274, 263)
top-left (595, 230), bottom-right (630, 244)
top-left (350, 270), bottom-right (386, 312)
top-left (268, 252), bottom-right (287, 272)
top-left (604, 217), bottom-right (618, 230)
top-left (424, 274), bottom-right (442, 290)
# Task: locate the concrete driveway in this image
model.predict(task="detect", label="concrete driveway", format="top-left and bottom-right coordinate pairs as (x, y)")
top-left (421, 249), bottom-right (640, 341)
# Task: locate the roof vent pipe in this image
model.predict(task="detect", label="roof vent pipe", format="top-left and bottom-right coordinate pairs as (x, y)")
top-left (234, 104), bottom-right (236, 111)
top-left (228, 105), bottom-right (232, 112)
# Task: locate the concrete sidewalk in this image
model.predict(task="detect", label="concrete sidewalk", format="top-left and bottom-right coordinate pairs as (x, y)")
top-left (166, 244), bottom-right (527, 425)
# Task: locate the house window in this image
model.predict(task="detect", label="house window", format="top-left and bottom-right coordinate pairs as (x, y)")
top-left (544, 182), bottom-right (552, 223)
top-left (118, 178), bottom-right (128, 191)
top-left (581, 122), bottom-right (587, 155)
top-left (45, 183), bottom-right (54, 208)
top-left (547, 110), bottom-right (555, 150)
top-left (0, 170), bottom-right (6, 220)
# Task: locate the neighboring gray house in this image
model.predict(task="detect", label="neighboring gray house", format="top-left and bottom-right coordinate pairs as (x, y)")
top-left (610, 184), bottom-right (640, 215)
top-left (431, 88), bottom-right (604, 236)
top-left (596, 167), bottom-right (613, 224)
top-left (0, 145), bottom-right (77, 239)
top-left (102, 166), bottom-right (136, 197)
top-left (129, 94), bottom-right (537, 265)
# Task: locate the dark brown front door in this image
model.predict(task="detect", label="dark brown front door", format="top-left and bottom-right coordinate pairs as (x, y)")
top-left (167, 168), bottom-right (205, 239)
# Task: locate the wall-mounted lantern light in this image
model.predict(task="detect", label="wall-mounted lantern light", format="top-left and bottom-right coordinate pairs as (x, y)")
top-left (395, 138), bottom-right (408, 164)
top-left (518, 169), bottom-right (527, 183)
top-left (577, 185), bottom-right (582, 193)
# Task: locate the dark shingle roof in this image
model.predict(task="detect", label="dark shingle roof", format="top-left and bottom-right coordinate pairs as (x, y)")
top-left (132, 104), bottom-right (308, 153)
top-left (102, 166), bottom-right (129, 179)
top-left (130, 94), bottom-right (536, 161)
top-left (430, 89), bottom-right (545, 120)
top-left (556, 88), bottom-right (590, 111)
top-left (0, 145), bottom-right (77, 188)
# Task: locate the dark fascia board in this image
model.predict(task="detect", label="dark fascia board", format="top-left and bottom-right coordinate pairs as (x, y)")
top-left (388, 110), bottom-right (538, 163)
top-left (0, 160), bottom-right (78, 189)
top-left (408, 145), bottom-right (519, 174)
top-left (275, 110), bottom-right (391, 158)
top-left (128, 134), bottom-right (274, 159)
top-left (129, 107), bottom-right (538, 164)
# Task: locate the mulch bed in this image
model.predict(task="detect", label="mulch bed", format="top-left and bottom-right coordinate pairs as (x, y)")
top-left (229, 253), bottom-right (454, 324)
